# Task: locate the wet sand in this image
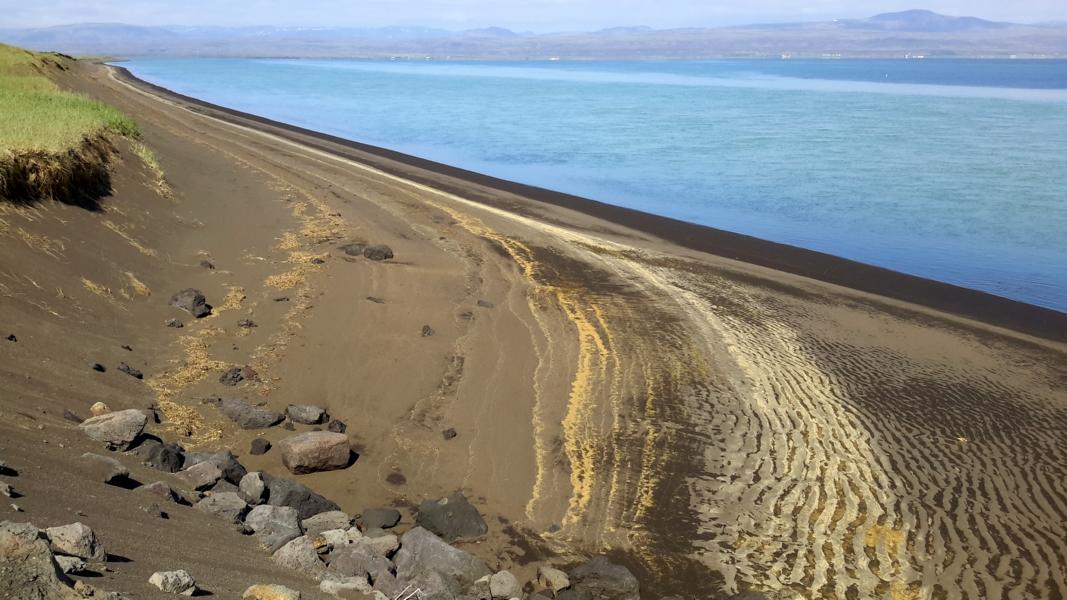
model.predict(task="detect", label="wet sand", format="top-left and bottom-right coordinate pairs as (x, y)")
top-left (2, 58), bottom-right (1065, 599)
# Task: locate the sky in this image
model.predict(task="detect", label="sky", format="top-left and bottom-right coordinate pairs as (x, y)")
top-left (2, 0), bottom-right (1066, 31)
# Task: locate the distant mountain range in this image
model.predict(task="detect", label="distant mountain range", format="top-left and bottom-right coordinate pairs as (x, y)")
top-left (2, 10), bottom-right (1065, 59)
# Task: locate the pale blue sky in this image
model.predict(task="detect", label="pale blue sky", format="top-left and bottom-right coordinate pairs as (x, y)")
top-left (2, 0), bottom-right (1065, 31)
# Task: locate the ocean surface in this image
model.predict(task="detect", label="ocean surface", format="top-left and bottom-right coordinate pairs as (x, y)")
top-left (121, 58), bottom-right (1067, 312)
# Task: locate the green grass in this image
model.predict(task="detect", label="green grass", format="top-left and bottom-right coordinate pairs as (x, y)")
top-left (0, 44), bottom-right (138, 153)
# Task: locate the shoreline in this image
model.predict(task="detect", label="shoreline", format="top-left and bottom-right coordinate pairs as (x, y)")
top-left (109, 64), bottom-right (1067, 344)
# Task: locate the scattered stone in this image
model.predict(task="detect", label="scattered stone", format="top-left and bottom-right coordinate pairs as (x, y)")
top-left (365, 296), bottom-right (385, 304)
top-left (421, 325), bottom-right (435, 337)
top-left (121, 345), bottom-right (133, 351)
top-left (80, 453), bottom-right (130, 485)
top-left (301, 510), bottom-right (350, 536)
top-left (278, 432), bottom-right (351, 474)
top-left (177, 460), bottom-right (223, 490)
top-left (137, 481), bottom-right (182, 504)
top-left (170, 288), bottom-right (211, 318)
top-left (477, 300), bottom-right (495, 309)
top-left (245, 505), bottom-right (303, 552)
top-left (0, 460), bottom-right (15, 476)
top-left (0, 521), bottom-right (81, 600)
top-left (217, 398), bottom-right (284, 429)
top-left (568, 556), bottom-right (640, 600)
top-left (62, 410), bottom-right (83, 424)
top-left (415, 492), bottom-right (488, 542)
top-left (116, 363), bottom-right (143, 380)
top-left (272, 535), bottom-right (325, 577)
top-left (285, 404), bottom-right (327, 425)
top-left (243, 584), bottom-right (301, 600)
top-left (196, 492), bottom-right (248, 523)
top-left (274, 296), bottom-right (290, 302)
top-left (79, 409), bottom-right (147, 450)
top-left (91, 363), bottom-right (106, 373)
top-left (326, 419), bottom-right (347, 434)
top-left (165, 318), bottom-right (184, 329)
top-left (442, 427), bottom-right (458, 440)
top-left (265, 475), bottom-right (340, 520)
top-left (338, 242), bottom-right (365, 256)
top-left (5, 334), bottom-right (15, 342)
top-left (363, 245), bottom-right (394, 261)
top-left (239, 472), bottom-right (268, 504)
top-left (45, 522), bottom-right (105, 561)
top-left (90, 402), bottom-right (111, 417)
top-left (238, 319), bottom-right (258, 328)
top-left (393, 527), bottom-right (491, 598)
top-left (251, 438), bottom-right (272, 455)
top-left (537, 566), bottom-right (571, 594)
top-left (55, 554), bottom-right (88, 574)
top-left (199, 260), bottom-right (215, 270)
top-left (490, 570), bottom-right (522, 599)
top-left (0, 482), bottom-right (14, 498)
top-left (358, 508), bottom-right (401, 530)
top-left (148, 570), bottom-right (198, 596)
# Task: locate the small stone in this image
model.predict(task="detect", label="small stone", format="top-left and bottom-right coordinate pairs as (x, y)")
top-left (79, 409), bottom-right (147, 450)
top-left (80, 453), bottom-right (130, 485)
top-left (250, 438), bottom-right (272, 455)
top-left (274, 296), bottom-right (290, 302)
top-left (490, 570), bottom-right (522, 599)
top-left (165, 318), bottom-right (184, 328)
top-left (238, 319), bottom-right (258, 328)
top-left (421, 325), bottom-right (435, 337)
top-left (62, 409), bottom-right (83, 424)
top-left (0, 482), bottom-right (14, 498)
top-left (538, 566), bottom-right (571, 594)
top-left (5, 334), bottom-right (15, 342)
top-left (45, 522), bottom-right (105, 561)
top-left (358, 508), bottom-right (401, 530)
top-left (117, 362), bottom-right (143, 379)
top-left (195, 492), bottom-right (248, 523)
top-left (243, 584), bottom-right (301, 600)
top-left (477, 300), bottom-right (495, 309)
top-left (91, 363), bottom-right (106, 373)
top-left (442, 427), bottom-right (457, 440)
top-left (363, 245), bottom-right (394, 261)
top-left (121, 344), bottom-right (133, 351)
top-left (199, 260), bottom-right (215, 270)
top-left (326, 419), bottom-right (347, 434)
top-left (170, 288), bottom-right (211, 318)
top-left (278, 432), bottom-right (351, 474)
top-left (339, 242), bottom-right (365, 256)
top-left (148, 569), bottom-right (197, 596)
top-left (90, 402), bottom-right (110, 417)
top-left (365, 296), bottom-right (385, 304)
top-left (55, 555), bottom-right (88, 574)
top-left (285, 404), bottom-right (327, 425)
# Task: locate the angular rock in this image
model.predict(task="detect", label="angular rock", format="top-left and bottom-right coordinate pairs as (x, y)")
top-left (301, 510), bottom-right (350, 536)
top-left (0, 482), bottom-right (14, 498)
top-left (272, 535), bottom-right (325, 577)
top-left (264, 475), bottom-right (341, 520)
top-left (326, 419), bottom-right (347, 434)
top-left (139, 440), bottom-right (185, 473)
top-left (320, 573), bottom-right (372, 597)
top-left (196, 492), bottom-right (248, 523)
top-left (137, 481), bottom-right (182, 504)
top-left (415, 492), bottom-right (488, 542)
top-left (116, 362), bottom-right (143, 380)
top-left (358, 507), bottom-right (401, 530)
top-left (490, 571), bottom-right (522, 599)
top-left (278, 432), bottom-right (351, 475)
top-left (165, 318), bottom-right (184, 329)
top-left (79, 409), bottom-right (147, 450)
top-left (0, 521), bottom-right (81, 600)
top-left (170, 288), bottom-right (211, 318)
top-left (538, 566), bottom-right (571, 594)
top-left (80, 453), bottom-right (130, 485)
top-left (217, 398), bottom-right (284, 429)
top-left (245, 505), bottom-right (302, 552)
top-left (250, 438), bottom-right (272, 455)
top-left (363, 245), bottom-right (394, 261)
top-left (285, 404), bottom-right (327, 425)
top-left (0, 460), bottom-right (15, 476)
top-left (326, 541), bottom-right (395, 592)
top-left (568, 556), bottom-right (640, 600)
top-left (148, 570), bottom-right (197, 596)
top-left (240, 472), bottom-right (267, 505)
top-left (54, 555), bottom-right (87, 575)
top-left (394, 527), bottom-right (490, 598)
top-left (182, 450), bottom-right (247, 484)
top-left (361, 533), bottom-right (399, 557)
top-left (177, 460), bottom-right (223, 491)
top-left (45, 522), bottom-right (105, 561)
top-left (243, 584), bottom-right (301, 600)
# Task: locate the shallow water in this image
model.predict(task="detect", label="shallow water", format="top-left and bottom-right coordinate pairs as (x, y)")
top-left (122, 58), bottom-right (1067, 312)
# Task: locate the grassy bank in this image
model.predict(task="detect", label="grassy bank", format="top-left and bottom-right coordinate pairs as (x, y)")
top-left (0, 44), bottom-right (138, 203)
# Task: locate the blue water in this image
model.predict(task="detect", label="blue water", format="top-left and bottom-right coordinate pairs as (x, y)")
top-left (121, 58), bottom-right (1067, 312)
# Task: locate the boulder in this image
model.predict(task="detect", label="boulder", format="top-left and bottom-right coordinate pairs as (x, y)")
top-left (326, 541), bottom-right (396, 593)
top-left (358, 507), bottom-right (401, 530)
top-left (243, 584), bottom-right (301, 600)
top-left (0, 521), bottom-right (81, 600)
top-left (54, 555), bottom-right (87, 575)
top-left (79, 453), bottom-right (130, 485)
top-left (278, 432), bottom-right (351, 474)
top-left (568, 556), bottom-right (640, 600)
top-left (250, 438), bottom-right (272, 455)
top-left (363, 245), bottom-right (394, 261)
top-left (415, 492), bottom-right (488, 542)
top-left (285, 404), bottom-right (327, 425)
top-left (265, 475), bottom-right (341, 520)
top-left (537, 566), bottom-right (571, 594)
top-left (361, 533), bottom-right (399, 557)
top-left (490, 571), bottom-right (522, 599)
top-left (217, 398), bottom-right (284, 429)
top-left (393, 527), bottom-right (490, 598)
top-left (170, 288), bottom-right (211, 318)
top-left (148, 570), bottom-right (197, 596)
top-left (183, 450), bottom-right (247, 484)
top-left (78, 409), bottom-right (147, 450)
top-left (245, 505), bottom-right (302, 552)
top-left (176, 460), bottom-right (223, 491)
top-left (301, 510), bottom-right (350, 536)
top-left (240, 472), bottom-right (268, 505)
top-left (196, 492), bottom-right (248, 523)
top-left (272, 535), bottom-right (325, 577)
top-left (133, 439), bottom-right (185, 473)
top-left (45, 523), bottom-right (105, 561)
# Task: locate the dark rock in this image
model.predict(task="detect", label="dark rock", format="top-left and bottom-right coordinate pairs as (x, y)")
top-left (116, 363), bottom-right (143, 380)
top-left (264, 474), bottom-right (341, 520)
top-left (62, 410), bottom-right (83, 424)
top-left (415, 492), bottom-right (488, 542)
top-left (182, 450), bottom-right (247, 484)
top-left (165, 318), bottom-right (184, 328)
top-left (358, 508), bottom-right (401, 531)
top-left (199, 260), bottom-right (215, 270)
top-left (568, 556), bottom-right (640, 600)
top-left (0, 461), bottom-right (16, 476)
top-left (4, 334), bottom-right (15, 342)
top-left (219, 367), bottom-right (245, 386)
top-left (237, 319), bottom-right (257, 328)
top-left (421, 325), bottom-right (435, 337)
top-left (311, 257), bottom-right (326, 264)
top-left (170, 288), bottom-right (211, 318)
top-left (442, 428), bottom-right (457, 440)
top-left (217, 398), bottom-right (284, 429)
top-left (250, 438), bottom-right (272, 455)
top-left (339, 242), bottom-right (365, 257)
top-left (386, 472), bottom-right (406, 486)
top-left (274, 296), bottom-right (290, 302)
top-left (286, 404), bottom-right (327, 425)
top-left (141, 440), bottom-right (185, 473)
top-left (91, 363), bottom-right (106, 373)
top-left (477, 300), bottom-right (495, 309)
top-left (393, 527), bottom-right (490, 599)
top-left (0, 521), bottom-right (81, 600)
top-left (365, 296), bottom-right (385, 304)
top-left (326, 419), bottom-right (347, 434)
top-left (363, 245), bottom-right (394, 261)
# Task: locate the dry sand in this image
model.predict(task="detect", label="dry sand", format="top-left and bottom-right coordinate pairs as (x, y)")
top-left (1, 57), bottom-right (1065, 600)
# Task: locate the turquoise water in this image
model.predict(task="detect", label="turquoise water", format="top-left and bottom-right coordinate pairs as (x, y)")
top-left (122, 59), bottom-right (1067, 312)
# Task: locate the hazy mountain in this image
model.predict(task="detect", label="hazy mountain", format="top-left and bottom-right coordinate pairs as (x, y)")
top-left (2, 11), bottom-right (1065, 59)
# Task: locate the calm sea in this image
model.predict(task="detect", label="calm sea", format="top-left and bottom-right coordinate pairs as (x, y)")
top-left (121, 58), bottom-right (1067, 312)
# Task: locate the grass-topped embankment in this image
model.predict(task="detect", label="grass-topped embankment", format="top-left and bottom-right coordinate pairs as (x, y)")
top-left (0, 43), bottom-right (138, 205)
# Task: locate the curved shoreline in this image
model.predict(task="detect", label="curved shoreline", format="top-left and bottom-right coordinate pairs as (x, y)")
top-left (110, 64), bottom-right (1067, 343)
